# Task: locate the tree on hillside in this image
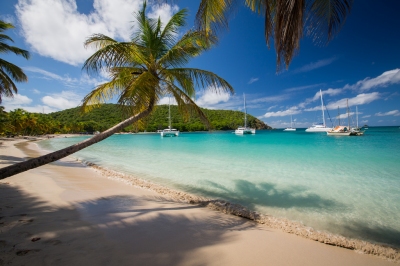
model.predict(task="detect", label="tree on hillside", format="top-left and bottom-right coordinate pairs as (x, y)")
top-left (0, 20), bottom-right (30, 103)
top-left (194, 0), bottom-right (353, 69)
top-left (0, 2), bottom-right (233, 178)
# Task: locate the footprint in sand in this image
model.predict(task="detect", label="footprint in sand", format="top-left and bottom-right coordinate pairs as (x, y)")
top-left (18, 219), bottom-right (34, 224)
top-left (16, 249), bottom-right (40, 256)
top-left (44, 239), bottom-right (62, 246)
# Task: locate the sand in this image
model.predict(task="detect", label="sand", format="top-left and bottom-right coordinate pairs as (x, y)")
top-left (0, 139), bottom-right (398, 265)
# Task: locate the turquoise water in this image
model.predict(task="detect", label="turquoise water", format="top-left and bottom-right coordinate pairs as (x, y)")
top-left (38, 127), bottom-right (400, 246)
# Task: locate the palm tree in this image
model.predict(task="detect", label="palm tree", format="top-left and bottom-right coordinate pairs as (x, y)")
top-left (0, 20), bottom-right (30, 103)
top-left (0, 2), bottom-right (233, 179)
top-left (195, 0), bottom-right (353, 69)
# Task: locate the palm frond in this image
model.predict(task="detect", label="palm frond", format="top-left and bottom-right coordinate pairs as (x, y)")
top-left (306, 0), bottom-right (353, 44)
top-left (0, 59), bottom-right (28, 82)
top-left (195, 0), bottom-right (236, 35)
top-left (160, 8), bottom-right (188, 48)
top-left (166, 81), bottom-right (211, 128)
top-left (0, 68), bottom-right (18, 103)
top-left (83, 35), bottom-right (145, 74)
top-left (165, 68), bottom-right (234, 95)
top-left (0, 42), bottom-right (30, 59)
top-left (158, 30), bottom-right (217, 68)
top-left (273, 0), bottom-right (305, 69)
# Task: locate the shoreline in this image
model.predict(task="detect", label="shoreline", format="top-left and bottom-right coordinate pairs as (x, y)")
top-left (1, 139), bottom-right (399, 265)
top-left (77, 151), bottom-right (400, 262)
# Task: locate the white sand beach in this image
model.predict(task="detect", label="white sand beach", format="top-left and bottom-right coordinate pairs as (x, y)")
top-left (0, 139), bottom-right (397, 265)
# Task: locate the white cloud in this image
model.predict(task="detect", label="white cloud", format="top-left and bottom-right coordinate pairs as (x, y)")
top-left (305, 92), bottom-right (380, 111)
top-left (375, 110), bottom-right (400, 117)
top-left (293, 57), bottom-right (337, 73)
top-left (158, 97), bottom-right (177, 105)
top-left (362, 115), bottom-right (371, 118)
top-left (32, 89), bottom-right (41, 94)
top-left (2, 94), bottom-right (33, 111)
top-left (284, 83), bottom-right (324, 92)
top-left (248, 77), bottom-right (259, 84)
top-left (16, 0), bottom-right (177, 65)
top-left (42, 91), bottom-right (82, 110)
top-left (252, 94), bottom-right (290, 104)
top-left (195, 89), bottom-right (231, 108)
top-left (24, 66), bottom-right (78, 84)
top-left (345, 69), bottom-right (400, 92)
top-left (148, 3), bottom-right (179, 26)
top-left (262, 106), bottom-right (301, 118)
top-left (24, 66), bottom-right (106, 88)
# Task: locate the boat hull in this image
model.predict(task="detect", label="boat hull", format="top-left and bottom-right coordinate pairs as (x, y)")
top-left (283, 128), bottom-right (296, 131)
top-left (327, 131), bottom-right (351, 136)
top-left (160, 129), bottom-right (179, 137)
top-left (235, 128), bottom-right (256, 134)
top-left (305, 127), bottom-right (331, 132)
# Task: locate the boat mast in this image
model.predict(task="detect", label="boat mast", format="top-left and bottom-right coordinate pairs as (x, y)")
top-left (356, 106), bottom-right (359, 129)
top-left (320, 89), bottom-right (326, 127)
top-left (244, 93), bottom-right (247, 128)
top-left (168, 97), bottom-right (172, 129)
top-left (347, 99), bottom-right (350, 130)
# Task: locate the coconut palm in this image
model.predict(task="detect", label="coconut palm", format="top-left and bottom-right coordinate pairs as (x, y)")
top-left (195, 0), bottom-right (353, 69)
top-left (0, 2), bottom-right (233, 179)
top-left (0, 20), bottom-right (30, 103)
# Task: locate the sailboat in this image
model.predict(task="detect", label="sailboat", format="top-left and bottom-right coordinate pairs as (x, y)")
top-left (305, 89), bottom-right (332, 132)
top-left (350, 106), bottom-right (364, 135)
top-left (235, 94), bottom-right (256, 135)
top-left (160, 98), bottom-right (179, 137)
top-left (327, 99), bottom-right (351, 136)
top-left (283, 115), bottom-right (296, 131)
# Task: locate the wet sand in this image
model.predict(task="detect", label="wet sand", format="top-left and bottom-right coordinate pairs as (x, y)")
top-left (0, 139), bottom-right (398, 265)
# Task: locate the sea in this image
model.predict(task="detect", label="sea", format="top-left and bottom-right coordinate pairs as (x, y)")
top-left (38, 127), bottom-right (400, 247)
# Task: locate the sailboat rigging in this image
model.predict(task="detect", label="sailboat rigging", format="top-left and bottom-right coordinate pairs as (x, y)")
top-left (235, 93), bottom-right (256, 135)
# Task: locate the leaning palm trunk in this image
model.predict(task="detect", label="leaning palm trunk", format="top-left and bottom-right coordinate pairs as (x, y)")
top-left (0, 107), bottom-right (152, 179)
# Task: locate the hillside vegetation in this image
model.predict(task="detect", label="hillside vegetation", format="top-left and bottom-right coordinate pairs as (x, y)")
top-left (1, 104), bottom-right (271, 136)
top-left (49, 104), bottom-right (271, 132)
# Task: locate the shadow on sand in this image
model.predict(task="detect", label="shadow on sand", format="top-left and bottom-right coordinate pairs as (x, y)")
top-left (0, 183), bottom-right (257, 265)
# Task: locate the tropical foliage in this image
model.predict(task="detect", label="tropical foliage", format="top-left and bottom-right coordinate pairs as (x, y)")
top-left (194, 0), bottom-right (353, 69)
top-left (0, 104), bottom-right (270, 136)
top-left (0, 20), bottom-right (30, 103)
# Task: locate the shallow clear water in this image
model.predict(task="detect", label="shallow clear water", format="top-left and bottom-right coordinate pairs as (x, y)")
top-left (39, 127), bottom-right (400, 246)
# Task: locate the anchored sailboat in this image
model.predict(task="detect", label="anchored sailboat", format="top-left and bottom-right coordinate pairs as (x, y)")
top-left (235, 94), bottom-right (256, 135)
top-left (283, 115), bottom-right (296, 131)
top-left (160, 98), bottom-right (179, 137)
top-left (306, 89), bottom-right (332, 132)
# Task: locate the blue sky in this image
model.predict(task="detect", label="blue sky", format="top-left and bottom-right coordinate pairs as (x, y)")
top-left (1, 0), bottom-right (399, 128)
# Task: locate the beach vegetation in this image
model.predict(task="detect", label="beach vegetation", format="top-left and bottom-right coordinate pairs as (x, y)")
top-left (0, 20), bottom-right (30, 103)
top-left (0, 2), bottom-right (234, 178)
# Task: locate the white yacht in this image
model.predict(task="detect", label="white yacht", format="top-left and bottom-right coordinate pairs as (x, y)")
top-left (283, 115), bottom-right (296, 131)
top-left (306, 89), bottom-right (332, 132)
top-left (235, 94), bottom-right (256, 135)
top-left (160, 98), bottom-right (179, 137)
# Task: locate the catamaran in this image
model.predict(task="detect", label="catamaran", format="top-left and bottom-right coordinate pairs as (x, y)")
top-left (283, 115), bottom-right (296, 131)
top-left (305, 89), bottom-right (332, 132)
top-left (160, 98), bottom-right (179, 137)
top-left (327, 99), bottom-right (351, 136)
top-left (235, 94), bottom-right (256, 135)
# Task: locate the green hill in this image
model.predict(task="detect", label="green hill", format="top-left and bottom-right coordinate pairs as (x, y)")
top-left (48, 104), bottom-right (271, 132)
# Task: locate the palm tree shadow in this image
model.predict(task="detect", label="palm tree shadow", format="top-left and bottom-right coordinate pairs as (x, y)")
top-left (180, 179), bottom-right (343, 211)
top-left (339, 222), bottom-right (400, 248)
top-left (0, 183), bottom-right (257, 265)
